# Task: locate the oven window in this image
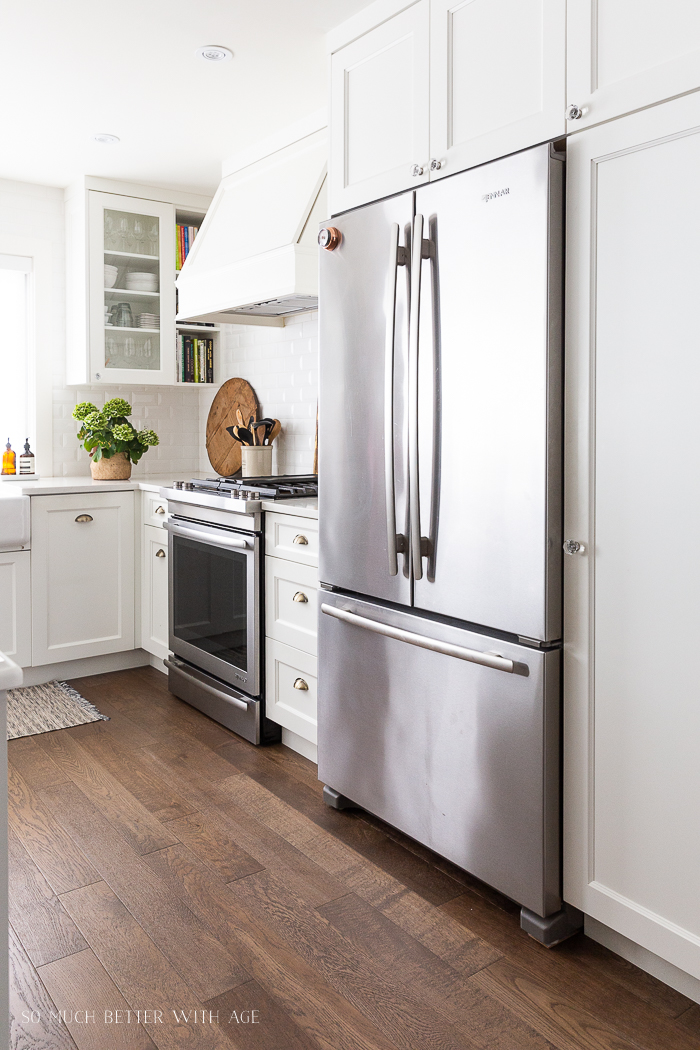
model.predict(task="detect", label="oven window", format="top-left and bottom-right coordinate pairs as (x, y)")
top-left (172, 535), bottom-right (248, 670)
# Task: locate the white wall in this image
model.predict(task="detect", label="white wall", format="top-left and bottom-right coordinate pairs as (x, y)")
top-left (198, 314), bottom-right (319, 477)
top-left (0, 178), bottom-right (203, 478)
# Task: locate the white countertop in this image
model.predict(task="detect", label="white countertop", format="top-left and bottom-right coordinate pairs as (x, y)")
top-left (1, 475), bottom-right (318, 518)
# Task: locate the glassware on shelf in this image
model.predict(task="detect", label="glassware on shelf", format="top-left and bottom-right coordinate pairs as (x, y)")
top-left (148, 220), bottom-right (159, 257)
top-left (118, 216), bottom-right (130, 251)
top-left (104, 213), bottom-right (116, 251)
top-left (125, 337), bottom-right (135, 357)
top-left (113, 302), bottom-right (134, 327)
top-left (133, 218), bottom-right (145, 254)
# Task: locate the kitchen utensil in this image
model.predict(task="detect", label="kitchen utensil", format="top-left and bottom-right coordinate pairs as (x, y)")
top-left (236, 408), bottom-right (245, 428)
top-left (236, 426), bottom-right (255, 445)
top-left (206, 377), bottom-right (259, 476)
top-left (267, 419), bottom-right (282, 445)
top-left (226, 426), bottom-right (243, 444)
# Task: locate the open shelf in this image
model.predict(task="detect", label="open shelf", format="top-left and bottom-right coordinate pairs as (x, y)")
top-left (176, 322), bottom-right (221, 332)
top-left (105, 287), bottom-right (160, 299)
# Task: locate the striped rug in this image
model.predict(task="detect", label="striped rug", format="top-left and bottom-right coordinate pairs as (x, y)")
top-left (6, 681), bottom-right (109, 740)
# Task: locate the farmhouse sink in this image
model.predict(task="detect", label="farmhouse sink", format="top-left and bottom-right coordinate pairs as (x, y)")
top-left (0, 493), bottom-right (30, 550)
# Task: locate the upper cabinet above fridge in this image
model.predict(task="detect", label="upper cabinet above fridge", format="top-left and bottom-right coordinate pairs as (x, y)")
top-left (328, 0), bottom-right (565, 214)
top-left (566, 0), bottom-right (700, 132)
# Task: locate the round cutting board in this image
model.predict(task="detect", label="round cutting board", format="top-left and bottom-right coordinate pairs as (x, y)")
top-left (205, 378), bottom-right (259, 477)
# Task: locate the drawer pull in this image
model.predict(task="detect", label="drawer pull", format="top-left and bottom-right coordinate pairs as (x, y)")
top-left (155, 548), bottom-right (166, 558)
top-left (155, 505), bottom-right (166, 515)
top-left (293, 534), bottom-right (308, 545)
top-left (292, 591), bottom-right (308, 603)
top-left (75, 514), bottom-right (93, 523)
top-left (293, 677), bottom-right (309, 691)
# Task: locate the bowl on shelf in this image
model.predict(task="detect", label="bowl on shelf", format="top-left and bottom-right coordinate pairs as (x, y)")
top-left (125, 271), bottom-right (158, 292)
top-left (104, 264), bottom-right (119, 288)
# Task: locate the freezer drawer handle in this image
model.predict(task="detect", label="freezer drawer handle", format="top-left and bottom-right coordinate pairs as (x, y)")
top-left (321, 603), bottom-right (527, 676)
top-left (165, 521), bottom-right (251, 551)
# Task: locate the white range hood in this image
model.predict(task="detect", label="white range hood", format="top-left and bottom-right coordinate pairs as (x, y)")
top-left (177, 115), bottom-right (327, 328)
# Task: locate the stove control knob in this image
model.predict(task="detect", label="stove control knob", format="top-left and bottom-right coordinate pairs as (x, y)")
top-left (172, 481), bottom-right (181, 489)
top-left (182, 482), bottom-right (194, 491)
top-left (318, 226), bottom-right (342, 251)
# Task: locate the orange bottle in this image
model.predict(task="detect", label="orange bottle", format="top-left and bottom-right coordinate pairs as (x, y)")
top-left (2, 438), bottom-right (16, 475)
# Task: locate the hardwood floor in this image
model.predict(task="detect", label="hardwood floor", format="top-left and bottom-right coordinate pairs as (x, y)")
top-left (8, 667), bottom-right (700, 1050)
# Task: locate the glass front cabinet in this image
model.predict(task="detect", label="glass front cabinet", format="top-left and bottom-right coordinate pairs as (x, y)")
top-left (65, 178), bottom-right (213, 386)
top-left (89, 192), bottom-right (175, 384)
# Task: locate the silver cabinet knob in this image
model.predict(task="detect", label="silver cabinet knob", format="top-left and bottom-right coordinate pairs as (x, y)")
top-left (155, 505), bottom-right (166, 514)
top-left (155, 548), bottom-right (166, 558)
top-left (293, 677), bottom-right (309, 691)
top-left (293, 534), bottom-right (308, 545)
top-left (75, 514), bottom-right (93, 523)
top-left (410, 164), bottom-right (425, 177)
top-left (429, 158), bottom-right (443, 171)
top-left (292, 591), bottom-right (308, 603)
top-left (563, 539), bottom-right (586, 555)
top-left (566, 104), bottom-right (584, 120)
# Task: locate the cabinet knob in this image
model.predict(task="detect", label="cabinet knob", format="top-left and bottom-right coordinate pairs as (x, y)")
top-left (155, 548), bottom-right (166, 558)
top-left (410, 164), bottom-right (425, 177)
top-left (75, 514), bottom-right (93, 523)
top-left (429, 158), bottom-right (443, 171)
top-left (155, 505), bottom-right (166, 515)
top-left (293, 534), bottom-right (308, 545)
top-left (292, 591), bottom-right (308, 603)
top-left (563, 539), bottom-right (586, 556)
top-left (318, 226), bottom-right (342, 251)
top-left (566, 104), bottom-right (584, 121)
top-left (293, 678), bottom-right (309, 691)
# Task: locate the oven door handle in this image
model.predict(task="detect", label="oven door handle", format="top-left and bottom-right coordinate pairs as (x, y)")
top-left (165, 521), bottom-right (251, 550)
top-left (164, 658), bottom-right (250, 710)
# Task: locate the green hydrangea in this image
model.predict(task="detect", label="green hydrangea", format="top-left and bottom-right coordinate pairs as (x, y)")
top-left (112, 423), bottom-right (135, 442)
top-left (72, 401), bottom-right (98, 421)
top-left (102, 397), bottom-right (132, 419)
top-left (137, 428), bottom-right (159, 447)
top-left (83, 411), bottom-right (107, 429)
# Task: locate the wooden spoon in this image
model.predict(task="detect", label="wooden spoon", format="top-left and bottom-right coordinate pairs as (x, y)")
top-left (267, 419), bottom-right (282, 445)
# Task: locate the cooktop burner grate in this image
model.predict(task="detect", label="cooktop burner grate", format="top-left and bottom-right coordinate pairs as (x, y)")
top-left (175, 474), bottom-right (318, 500)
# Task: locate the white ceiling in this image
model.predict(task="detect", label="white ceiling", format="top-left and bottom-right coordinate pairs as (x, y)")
top-left (0, 0), bottom-right (369, 196)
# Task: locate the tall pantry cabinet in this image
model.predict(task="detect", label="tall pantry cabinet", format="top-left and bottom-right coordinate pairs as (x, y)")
top-left (564, 91), bottom-right (700, 980)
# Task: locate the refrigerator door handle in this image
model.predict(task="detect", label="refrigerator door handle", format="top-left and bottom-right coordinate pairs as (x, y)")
top-left (321, 603), bottom-right (527, 675)
top-left (385, 222), bottom-right (408, 575)
top-left (409, 213), bottom-right (433, 580)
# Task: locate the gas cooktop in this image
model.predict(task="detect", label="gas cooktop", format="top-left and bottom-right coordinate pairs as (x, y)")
top-left (171, 474), bottom-right (318, 501)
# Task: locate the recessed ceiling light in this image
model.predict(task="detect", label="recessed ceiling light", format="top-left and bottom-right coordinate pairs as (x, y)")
top-left (195, 45), bottom-right (233, 63)
top-left (93, 133), bottom-right (120, 145)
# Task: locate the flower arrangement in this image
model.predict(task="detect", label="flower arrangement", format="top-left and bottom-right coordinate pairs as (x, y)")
top-left (72, 398), bottom-right (159, 464)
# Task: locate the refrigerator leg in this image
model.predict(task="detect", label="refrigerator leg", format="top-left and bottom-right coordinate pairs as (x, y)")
top-left (520, 903), bottom-right (584, 947)
top-left (323, 785), bottom-right (357, 811)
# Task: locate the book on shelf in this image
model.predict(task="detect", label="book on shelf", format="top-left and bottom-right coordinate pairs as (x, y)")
top-left (176, 224), bottom-right (199, 271)
top-left (178, 334), bottom-right (214, 383)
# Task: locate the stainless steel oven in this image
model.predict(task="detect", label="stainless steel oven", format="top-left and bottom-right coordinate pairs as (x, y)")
top-left (163, 497), bottom-right (279, 745)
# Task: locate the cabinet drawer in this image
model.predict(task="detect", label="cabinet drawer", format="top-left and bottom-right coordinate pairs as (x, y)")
top-left (265, 639), bottom-right (317, 744)
top-left (265, 513), bottom-right (318, 567)
top-left (265, 557), bottom-right (318, 656)
top-left (144, 490), bottom-right (168, 528)
top-left (141, 524), bottom-right (169, 660)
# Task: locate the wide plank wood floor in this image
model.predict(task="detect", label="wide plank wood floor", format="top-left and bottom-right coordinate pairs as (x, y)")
top-left (8, 666), bottom-right (700, 1050)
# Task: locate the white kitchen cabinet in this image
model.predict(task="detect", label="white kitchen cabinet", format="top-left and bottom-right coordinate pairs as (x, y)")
top-left (567, 0), bottom-right (700, 132)
top-left (429, 0), bottom-right (565, 180)
top-left (31, 492), bottom-right (135, 665)
top-left (330, 1), bottom-right (430, 213)
top-left (141, 524), bottom-right (169, 660)
top-left (329, 0), bottom-right (564, 213)
top-left (265, 557), bottom-right (319, 657)
top-left (265, 638), bottom-right (318, 748)
top-left (143, 490), bottom-right (168, 528)
top-left (0, 550), bottom-right (31, 668)
top-left (564, 92), bottom-right (700, 980)
top-left (265, 512), bottom-right (319, 567)
top-left (65, 176), bottom-right (212, 386)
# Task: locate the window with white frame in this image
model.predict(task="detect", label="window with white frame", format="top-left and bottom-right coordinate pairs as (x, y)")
top-left (0, 254), bottom-right (33, 462)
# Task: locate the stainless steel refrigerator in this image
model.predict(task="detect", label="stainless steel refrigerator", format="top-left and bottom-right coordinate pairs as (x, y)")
top-left (318, 143), bottom-right (580, 945)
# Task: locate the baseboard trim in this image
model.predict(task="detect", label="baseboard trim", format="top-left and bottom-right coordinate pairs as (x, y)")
top-left (585, 915), bottom-right (700, 1006)
top-left (149, 654), bottom-right (168, 675)
top-left (19, 650), bottom-right (150, 687)
top-left (281, 728), bottom-right (317, 763)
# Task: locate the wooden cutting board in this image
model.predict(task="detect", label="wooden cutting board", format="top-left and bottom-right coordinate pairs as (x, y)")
top-left (205, 378), bottom-right (259, 477)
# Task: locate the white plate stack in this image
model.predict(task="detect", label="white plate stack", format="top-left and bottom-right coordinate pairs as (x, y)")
top-left (104, 264), bottom-right (118, 288)
top-left (138, 313), bottom-right (159, 330)
top-left (125, 271), bottom-right (158, 292)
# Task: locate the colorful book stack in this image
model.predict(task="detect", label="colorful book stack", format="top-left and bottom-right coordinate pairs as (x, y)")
top-left (176, 224), bottom-right (199, 271)
top-left (176, 335), bottom-right (214, 383)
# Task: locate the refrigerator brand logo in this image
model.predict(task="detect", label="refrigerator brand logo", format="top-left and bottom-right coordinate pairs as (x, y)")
top-left (482, 187), bottom-right (510, 203)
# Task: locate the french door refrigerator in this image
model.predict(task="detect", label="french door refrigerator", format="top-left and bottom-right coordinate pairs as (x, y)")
top-left (318, 143), bottom-right (580, 944)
